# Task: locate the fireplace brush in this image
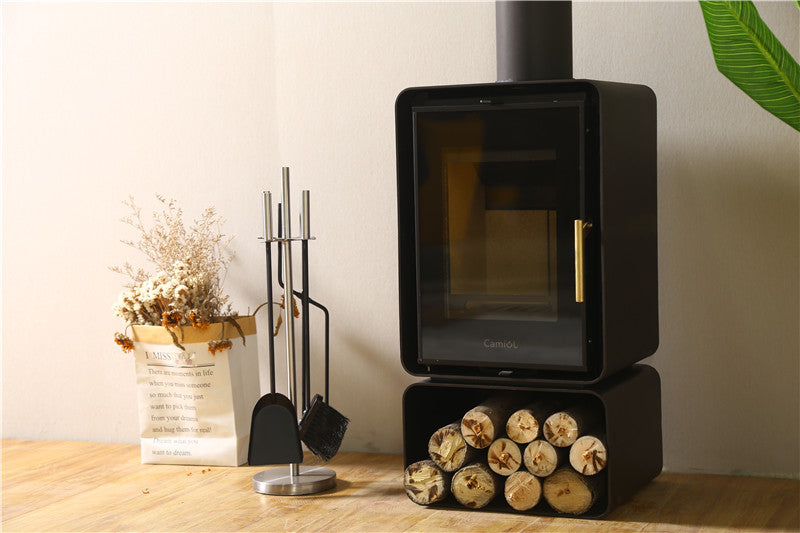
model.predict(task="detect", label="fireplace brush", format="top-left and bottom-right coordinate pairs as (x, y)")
top-left (276, 199), bottom-right (349, 462)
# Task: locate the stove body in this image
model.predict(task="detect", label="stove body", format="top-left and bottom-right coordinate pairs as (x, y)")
top-left (396, 79), bottom-right (657, 384)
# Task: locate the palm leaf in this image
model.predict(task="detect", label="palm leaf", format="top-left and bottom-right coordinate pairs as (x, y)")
top-left (700, 1), bottom-right (800, 131)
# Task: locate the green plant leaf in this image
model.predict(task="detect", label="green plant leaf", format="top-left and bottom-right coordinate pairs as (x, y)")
top-left (700, 1), bottom-right (800, 131)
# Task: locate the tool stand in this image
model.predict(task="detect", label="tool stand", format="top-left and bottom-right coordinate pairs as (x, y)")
top-left (252, 167), bottom-right (336, 495)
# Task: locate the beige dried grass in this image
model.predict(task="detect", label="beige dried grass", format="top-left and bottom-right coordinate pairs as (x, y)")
top-left (111, 195), bottom-right (235, 328)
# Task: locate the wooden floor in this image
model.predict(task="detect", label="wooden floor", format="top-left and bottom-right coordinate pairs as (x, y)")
top-left (2, 439), bottom-right (798, 532)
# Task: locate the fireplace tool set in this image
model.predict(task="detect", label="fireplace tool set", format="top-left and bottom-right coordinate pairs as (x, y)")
top-left (249, 167), bottom-right (348, 496)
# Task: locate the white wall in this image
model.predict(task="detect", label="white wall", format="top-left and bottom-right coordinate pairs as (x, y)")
top-left (3, 2), bottom-right (798, 477)
top-left (2, 2), bottom-right (277, 444)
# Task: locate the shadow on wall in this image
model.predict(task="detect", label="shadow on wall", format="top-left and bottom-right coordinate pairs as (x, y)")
top-left (654, 136), bottom-right (800, 476)
top-left (338, 331), bottom-right (413, 454)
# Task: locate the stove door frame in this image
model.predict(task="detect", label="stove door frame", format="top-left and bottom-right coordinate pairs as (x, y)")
top-left (412, 99), bottom-right (595, 372)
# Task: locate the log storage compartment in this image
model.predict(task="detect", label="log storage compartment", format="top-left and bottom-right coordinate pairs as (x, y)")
top-left (402, 365), bottom-right (661, 518)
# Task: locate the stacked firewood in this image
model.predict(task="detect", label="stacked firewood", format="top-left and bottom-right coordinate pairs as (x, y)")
top-left (403, 394), bottom-right (607, 515)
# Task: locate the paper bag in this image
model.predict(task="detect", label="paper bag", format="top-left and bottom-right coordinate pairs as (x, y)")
top-left (131, 316), bottom-right (259, 466)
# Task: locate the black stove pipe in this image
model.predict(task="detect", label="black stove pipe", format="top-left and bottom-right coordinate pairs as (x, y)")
top-left (496, 0), bottom-right (573, 82)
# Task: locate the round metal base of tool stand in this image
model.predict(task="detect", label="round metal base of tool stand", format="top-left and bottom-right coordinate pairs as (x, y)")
top-left (252, 465), bottom-right (336, 496)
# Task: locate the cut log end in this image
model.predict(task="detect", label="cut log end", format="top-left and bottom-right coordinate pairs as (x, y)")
top-left (504, 470), bottom-right (542, 511)
top-left (569, 435), bottom-right (607, 476)
top-left (487, 438), bottom-right (522, 476)
top-left (523, 439), bottom-right (560, 478)
top-left (404, 460), bottom-right (450, 506)
top-left (506, 408), bottom-right (540, 444)
top-left (451, 463), bottom-right (498, 509)
top-left (461, 411), bottom-right (496, 449)
top-left (542, 468), bottom-right (601, 515)
top-left (543, 412), bottom-right (579, 447)
top-left (429, 422), bottom-right (475, 472)
top-left (461, 394), bottom-right (517, 449)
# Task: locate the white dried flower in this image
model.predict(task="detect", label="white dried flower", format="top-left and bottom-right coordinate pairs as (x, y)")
top-left (111, 196), bottom-right (235, 327)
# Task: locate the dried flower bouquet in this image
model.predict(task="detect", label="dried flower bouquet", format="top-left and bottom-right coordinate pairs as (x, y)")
top-left (112, 195), bottom-right (242, 353)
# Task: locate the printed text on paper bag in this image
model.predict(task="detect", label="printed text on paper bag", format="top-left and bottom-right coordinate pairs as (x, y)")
top-left (145, 358), bottom-right (216, 437)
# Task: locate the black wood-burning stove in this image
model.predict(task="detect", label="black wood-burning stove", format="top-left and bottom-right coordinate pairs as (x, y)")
top-left (397, 79), bottom-right (658, 384)
top-left (396, 1), bottom-right (662, 518)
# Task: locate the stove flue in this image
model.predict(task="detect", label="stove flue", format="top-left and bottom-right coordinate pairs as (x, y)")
top-left (496, 0), bottom-right (573, 82)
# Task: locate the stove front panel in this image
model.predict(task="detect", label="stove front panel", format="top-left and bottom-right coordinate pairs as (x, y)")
top-left (412, 98), bottom-right (593, 370)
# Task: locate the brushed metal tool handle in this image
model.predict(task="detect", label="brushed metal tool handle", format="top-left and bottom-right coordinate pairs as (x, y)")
top-left (281, 167), bottom-right (300, 480)
top-left (262, 191), bottom-right (273, 241)
top-left (281, 168), bottom-right (297, 406)
top-left (574, 219), bottom-right (592, 303)
top-left (301, 190), bottom-right (310, 240)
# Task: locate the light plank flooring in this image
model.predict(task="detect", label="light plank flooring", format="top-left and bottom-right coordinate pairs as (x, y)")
top-left (2, 439), bottom-right (798, 532)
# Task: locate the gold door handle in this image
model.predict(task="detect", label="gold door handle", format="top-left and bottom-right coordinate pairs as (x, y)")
top-left (574, 220), bottom-right (592, 303)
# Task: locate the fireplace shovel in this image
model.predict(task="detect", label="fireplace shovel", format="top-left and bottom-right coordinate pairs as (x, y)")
top-left (248, 191), bottom-right (303, 466)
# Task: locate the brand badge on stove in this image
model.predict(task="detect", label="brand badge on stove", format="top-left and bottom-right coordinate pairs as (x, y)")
top-left (483, 339), bottom-right (519, 349)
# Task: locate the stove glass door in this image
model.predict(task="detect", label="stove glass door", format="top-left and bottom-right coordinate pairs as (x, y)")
top-left (414, 103), bottom-right (587, 370)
